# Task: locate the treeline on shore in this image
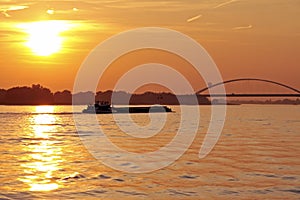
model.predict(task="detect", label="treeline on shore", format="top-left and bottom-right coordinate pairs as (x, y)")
top-left (0, 84), bottom-right (211, 105)
top-left (3, 84), bottom-right (297, 105)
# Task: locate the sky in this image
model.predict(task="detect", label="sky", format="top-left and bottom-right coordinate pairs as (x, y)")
top-left (0, 0), bottom-right (299, 93)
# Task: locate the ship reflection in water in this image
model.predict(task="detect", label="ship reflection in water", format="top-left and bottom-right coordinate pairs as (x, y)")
top-left (19, 106), bottom-right (62, 191)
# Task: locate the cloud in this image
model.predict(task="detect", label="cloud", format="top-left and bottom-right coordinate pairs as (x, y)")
top-left (45, 7), bottom-right (80, 15)
top-left (1, 11), bottom-right (9, 17)
top-left (214, 0), bottom-right (238, 9)
top-left (187, 14), bottom-right (202, 23)
top-left (46, 9), bottom-right (54, 15)
top-left (232, 24), bottom-right (253, 30)
top-left (0, 5), bottom-right (29, 17)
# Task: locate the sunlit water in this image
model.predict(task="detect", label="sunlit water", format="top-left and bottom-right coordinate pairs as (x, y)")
top-left (0, 105), bottom-right (299, 199)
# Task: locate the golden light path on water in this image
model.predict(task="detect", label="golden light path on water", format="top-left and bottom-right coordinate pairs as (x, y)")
top-left (19, 106), bottom-right (63, 191)
top-left (0, 105), bottom-right (299, 198)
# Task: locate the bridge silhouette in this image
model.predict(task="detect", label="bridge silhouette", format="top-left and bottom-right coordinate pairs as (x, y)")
top-left (197, 78), bottom-right (300, 98)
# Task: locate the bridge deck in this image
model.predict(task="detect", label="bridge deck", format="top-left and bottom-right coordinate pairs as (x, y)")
top-left (199, 94), bottom-right (300, 97)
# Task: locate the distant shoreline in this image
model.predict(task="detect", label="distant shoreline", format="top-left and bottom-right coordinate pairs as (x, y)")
top-left (1, 84), bottom-right (299, 106)
top-left (0, 102), bottom-right (298, 106)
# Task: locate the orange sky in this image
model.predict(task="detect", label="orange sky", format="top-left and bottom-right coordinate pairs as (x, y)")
top-left (0, 0), bottom-right (299, 93)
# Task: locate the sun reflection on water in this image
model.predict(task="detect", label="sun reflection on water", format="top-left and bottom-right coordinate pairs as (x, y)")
top-left (20, 106), bottom-right (63, 191)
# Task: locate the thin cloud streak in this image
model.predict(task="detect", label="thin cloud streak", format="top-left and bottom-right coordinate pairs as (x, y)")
top-left (187, 14), bottom-right (202, 23)
top-left (46, 8), bottom-right (80, 15)
top-left (232, 24), bottom-right (253, 30)
top-left (0, 5), bottom-right (29, 17)
top-left (214, 0), bottom-right (238, 9)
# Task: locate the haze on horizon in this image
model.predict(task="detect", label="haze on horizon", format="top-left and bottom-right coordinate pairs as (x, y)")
top-left (0, 0), bottom-right (299, 93)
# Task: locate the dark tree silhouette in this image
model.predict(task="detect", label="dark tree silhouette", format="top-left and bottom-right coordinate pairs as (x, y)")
top-left (54, 90), bottom-right (72, 105)
top-left (0, 89), bottom-right (6, 104)
top-left (5, 84), bottom-right (53, 105)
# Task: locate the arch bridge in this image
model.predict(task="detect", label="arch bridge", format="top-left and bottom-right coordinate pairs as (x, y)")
top-left (197, 78), bottom-right (300, 97)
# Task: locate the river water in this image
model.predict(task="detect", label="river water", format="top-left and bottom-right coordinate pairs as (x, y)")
top-left (0, 105), bottom-right (299, 199)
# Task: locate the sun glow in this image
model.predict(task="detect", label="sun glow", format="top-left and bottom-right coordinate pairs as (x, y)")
top-left (18, 21), bottom-right (71, 56)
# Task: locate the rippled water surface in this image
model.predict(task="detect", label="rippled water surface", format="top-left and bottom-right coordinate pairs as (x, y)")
top-left (0, 105), bottom-right (299, 199)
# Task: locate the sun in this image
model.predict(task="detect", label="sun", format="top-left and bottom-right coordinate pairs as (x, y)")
top-left (18, 21), bottom-right (71, 56)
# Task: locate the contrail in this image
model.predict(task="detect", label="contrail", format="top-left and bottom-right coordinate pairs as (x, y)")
top-left (232, 24), bottom-right (253, 30)
top-left (214, 0), bottom-right (238, 9)
top-left (187, 14), bottom-right (202, 23)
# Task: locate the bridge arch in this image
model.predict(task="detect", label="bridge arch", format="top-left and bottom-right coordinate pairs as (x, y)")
top-left (197, 78), bottom-right (300, 94)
